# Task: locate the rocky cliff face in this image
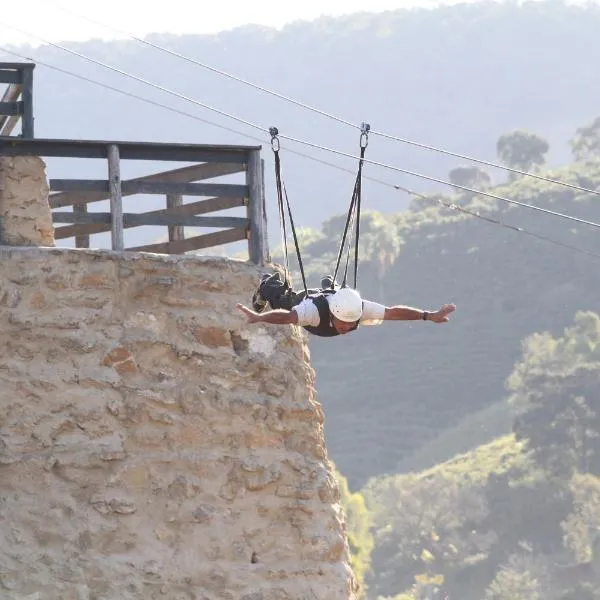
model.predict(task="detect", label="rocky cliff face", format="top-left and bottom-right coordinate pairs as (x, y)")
top-left (0, 247), bottom-right (357, 600)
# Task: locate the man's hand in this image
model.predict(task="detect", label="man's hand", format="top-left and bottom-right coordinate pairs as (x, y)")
top-left (428, 303), bottom-right (456, 323)
top-left (236, 303), bottom-right (262, 324)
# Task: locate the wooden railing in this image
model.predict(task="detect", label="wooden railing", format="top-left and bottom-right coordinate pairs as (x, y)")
top-left (0, 62), bottom-right (34, 138)
top-left (0, 137), bottom-right (268, 264)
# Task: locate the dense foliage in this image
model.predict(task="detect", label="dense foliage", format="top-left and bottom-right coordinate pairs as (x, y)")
top-left (317, 114), bottom-right (600, 597)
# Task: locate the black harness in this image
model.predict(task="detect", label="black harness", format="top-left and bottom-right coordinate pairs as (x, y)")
top-left (269, 125), bottom-right (369, 306)
top-left (302, 292), bottom-right (361, 337)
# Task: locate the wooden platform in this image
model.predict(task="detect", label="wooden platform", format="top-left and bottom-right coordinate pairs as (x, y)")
top-left (0, 136), bottom-right (268, 264)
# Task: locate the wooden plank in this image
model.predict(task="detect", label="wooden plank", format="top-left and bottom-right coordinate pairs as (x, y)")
top-left (193, 195), bottom-right (246, 215)
top-left (0, 115), bottom-right (20, 137)
top-left (126, 227), bottom-right (248, 255)
top-left (246, 149), bottom-right (266, 266)
top-left (20, 66), bottom-right (34, 138)
top-left (50, 180), bottom-right (109, 193)
top-left (0, 70), bottom-right (22, 84)
top-left (52, 195), bottom-right (245, 240)
top-left (108, 144), bottom-right (124, 251)
top-left (123, 181), bottom-right (248, 197)
top-left (0, 63), bottom-right (35, 71)
top-left (261, 157), bottom-right (270, 261)
top-left (158, 195), bottom-right (246, 217)
top-left (49, 179), bottom-right (247, 197)
top-left (0, 138), bottom-right (258, 162)
top-left (0, 101), bottom-right (23, 116)
top-left (74, 203), bottom-right (89, 248)
top-left (0, 84), bottom-right (22, 135)
top-left (49, 162), bottom-right (245, 209)
top-left (126, 215), bottom-right (247, 229)
top-left (53, 223), bottom-right (105, 240)
top-left (167, 194), bottom-right (183, 242)
top-left (0, 84), bottom-right (22, 103)
top-left (52, 212), bottom-right (248, 228)
top-left (53, 213), bottom-right (110, 224)
top-left (117, 146), bottom-right (253, 163)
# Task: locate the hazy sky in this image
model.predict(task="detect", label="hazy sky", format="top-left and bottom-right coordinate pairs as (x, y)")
top-left (1, 0), bottom-right (478, 47)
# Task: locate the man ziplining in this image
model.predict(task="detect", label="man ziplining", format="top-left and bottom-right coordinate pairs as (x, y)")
top-left (237, 271), bottom-right (456, 337)
top-left (241, 127), bottom-right (456, 336)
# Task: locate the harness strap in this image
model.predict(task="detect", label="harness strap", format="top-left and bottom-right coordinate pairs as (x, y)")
top-left (270, 128), bottom-right (308, 296)
top-left (332, 124), bottom-right (369, 289)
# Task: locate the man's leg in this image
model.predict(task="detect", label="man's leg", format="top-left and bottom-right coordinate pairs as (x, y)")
top-left (252, 273), bottom-right (272, 312)
top-left (252, 271), bottom-right (294, 312)
top-left (290, 286), bottom-right (322, 307)
top-left (252, 269), bottom-right (333, 313)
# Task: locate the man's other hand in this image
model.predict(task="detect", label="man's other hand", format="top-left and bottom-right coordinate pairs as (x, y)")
top-left (429, 303), bottom-right (456, 323)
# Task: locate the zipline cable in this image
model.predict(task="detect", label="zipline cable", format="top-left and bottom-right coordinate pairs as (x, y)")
top-left (393, 182), bottom-right (600, 260)
top-left (1, 43), bottom-right (599, 261)
top-left (36, 0), bottom-right (600, 200)
top-left (0, 22), bottom-right (265, 134)
top-left (0, 44), bottom-right (403, 192)
top-left (40, 0), bottom-right (360, 131)
top-left (279, 132), bottom-right (600, 231)
top-left (3, 22), bottom-right (597, 233)
top-left (2, 20), bottom-right (599, 232)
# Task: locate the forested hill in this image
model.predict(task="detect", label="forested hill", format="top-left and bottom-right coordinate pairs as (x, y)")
top-left (300, 144), bottom-right (600, 489)
top-left (7, 1), bottom-right (600, 247)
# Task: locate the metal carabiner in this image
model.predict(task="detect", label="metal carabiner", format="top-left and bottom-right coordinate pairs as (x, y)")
top-left (269, 126), bottom-right (280, 152)
top-left (360, 122), bottom-right (370, 149)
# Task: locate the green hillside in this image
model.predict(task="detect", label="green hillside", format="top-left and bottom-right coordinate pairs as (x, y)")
top-left (345, 306), bottom-right (600, 599)
top-left (289, 131), bottom-right (600, 488)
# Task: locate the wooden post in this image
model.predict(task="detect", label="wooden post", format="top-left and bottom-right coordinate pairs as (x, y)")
top-left (166, 193), bottom-right (184, 241)
top-left (20, 66), bottom-right (34, 139)
top-left (261, 157), bottom-right (270, 262)
top-left (107, 144), bottom-right (124, 251)
top-left (246, 149), bottom-right (266, 265)
top-left (73, 202), bottom-right (90, 248)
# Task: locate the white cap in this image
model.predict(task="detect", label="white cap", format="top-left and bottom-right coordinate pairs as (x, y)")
top-left (327, 287), bottom-right (363, 322)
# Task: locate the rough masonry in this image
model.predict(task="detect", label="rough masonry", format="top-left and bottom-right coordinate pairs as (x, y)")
top-left (0, 156), bottom-right (55, 247)
top-left (0, 247), bottom-right (357, 600)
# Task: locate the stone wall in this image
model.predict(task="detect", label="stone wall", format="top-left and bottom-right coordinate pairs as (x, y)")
top-left (0, 247), bottom-right (357, 600)
top-left (0, 156), bottom-right (55, 247)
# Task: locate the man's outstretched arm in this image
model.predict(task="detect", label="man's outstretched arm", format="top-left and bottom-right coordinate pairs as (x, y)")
top-left (383, 303), bottom-right (456, 323)
top-left (236, 303), bottom-right (299, 325)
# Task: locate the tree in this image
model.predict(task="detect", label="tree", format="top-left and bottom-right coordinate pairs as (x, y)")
top-left (448, 165), bottom-right (492, 192)
top-left (507, 312), bottom-right (600, 478)
top-left (570, 116), bottom-right (600, 161)
top-left (561, 473), bottom-right (600, 565)
top-left (334, 465), bottom-right (374, 599)
top-left (369, 473), bottom-right (494, 596)
top-left (356, 212), bottom-right (403, 302)
top-left (484, 470), bottom-right (570, 556)
top-left (484, 563), bottom-right (542, 600)
top-left (512, 369), bottom-right (600, 478)
top-left (496, 130), bottom-right (550, 180)
top-left (559, 584), bottom-right (598, 600)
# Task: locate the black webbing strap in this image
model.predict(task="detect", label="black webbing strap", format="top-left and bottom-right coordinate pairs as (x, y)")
top-left (270, 127), bottom-right (308, 296)
top-left (332, 124), bottom-right (369, 289)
